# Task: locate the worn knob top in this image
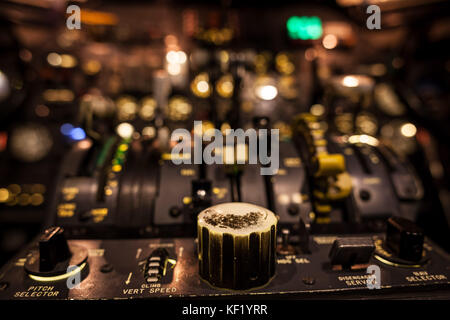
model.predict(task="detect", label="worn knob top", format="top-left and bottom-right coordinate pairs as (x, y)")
top-left (198, 202), bottom-right (277, 236)
top-left (197, 202), bottom-right (278, 289)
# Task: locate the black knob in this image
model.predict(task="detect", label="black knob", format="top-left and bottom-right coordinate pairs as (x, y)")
top-left (386, 216), bottom-right (424, 262)
top-left (25, 226), bottom-right (88, 278)
top-left (39, 227), bottom-right (71, 272)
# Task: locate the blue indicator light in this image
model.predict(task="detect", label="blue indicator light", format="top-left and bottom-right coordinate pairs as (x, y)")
top-left (69, 127), bottom-right (86, 141)
top-left (60, 123), bottom-right (74, 136)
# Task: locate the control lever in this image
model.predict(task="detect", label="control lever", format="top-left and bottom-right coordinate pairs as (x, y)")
top-left (277, 228), bottom-right (296, 255)
top-left (298, 218), bottom-right (311, 254)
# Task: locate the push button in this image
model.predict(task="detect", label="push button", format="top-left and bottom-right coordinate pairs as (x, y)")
top-left (329, 237), bottom-right (375, 269)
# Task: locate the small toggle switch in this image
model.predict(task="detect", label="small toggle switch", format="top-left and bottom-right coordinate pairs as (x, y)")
top-left (277, 228), bottom-right (296, 255)
top-left (144, 248), bottom-right (170, 283)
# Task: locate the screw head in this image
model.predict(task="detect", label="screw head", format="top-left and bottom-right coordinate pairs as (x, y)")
top-left (169, 206), bottom-right (181, 217)
top-left (359, 189), bottom-right (371, 201)
top-left (302, 276), bottom-right (315, 285)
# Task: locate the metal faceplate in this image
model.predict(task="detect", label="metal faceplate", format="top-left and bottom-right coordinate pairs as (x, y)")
top-left (0, 236), bottom-right (449, 300)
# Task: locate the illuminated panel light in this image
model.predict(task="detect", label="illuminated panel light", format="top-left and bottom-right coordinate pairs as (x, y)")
top-left (167, 63), bottom-right (181, 75)
top-left (83, 60), bottom-right (102, 75)
top-left (77, 139), bottom-right (92, 150)
top-left (310, 104), bottom-right (325, 116)
top-left (191, 73), bottom-right (211, 98)
top-left (255, 85), bottom-right (278, 101)
top-left (116, 122), bottom-right (135, 139)
top-left (216, 75), bottom-right (234, 98)
top-left (60, 123), bottom-right (74, 136)
top-left (287, 16), bottom-right (323, 40)
top-left (336, 0), bottom-right (364, 6)
top-left (139, 98), bottom-right (156, 120)
top-left (177, 51), bottom-right (187, 64)
top-left (80, 9), bottom-right (118, 26)
top-left (168, 96), bottom-right (192, 121)
top-left (400, 123), bottom-right (417, 138)
top-left (348, 134), bottom-right (379, 147)
top-left (0, 132), bottom-right (6, 152)
top-left (342, 75), bottom-right (359, 88)
top-left (35, 105), bottom-right (50, 117)
top-left (43, 89), bottom-right (74, 102)
top-left (166, 50), bottom-right (187, 64)
top-left (69, 127), bottom-right (86, 141)
top-left (166, 51), bottom-right (178, 64)
top-left (30, 193), bottom-right (44, 206)
top-left (142, 126), bottom-right (156, 138)
top-left (322, 34), bottom-right (338, 49)
top-left (60, 54), bottom-right (77, 68)
top-left (0, 70), bottom-right (11, 101)
top-left (0, 188), bottom-right (10, 202)
top-left (197, 81), bottom-right (209, 93)
top-left (47, 53), bottom-right (62, 66)
top-left (28, 263), bottom-right (87, 282)
top-left (62, 123), bottom-right (88, 142)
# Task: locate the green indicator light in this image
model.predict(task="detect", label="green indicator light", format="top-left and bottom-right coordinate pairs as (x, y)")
top-left (116, 153), bottom-right (125, 160)
top-left (287, 16), bottom-right (323, 40)
top-left (113, 157), bottom-right (124, 165)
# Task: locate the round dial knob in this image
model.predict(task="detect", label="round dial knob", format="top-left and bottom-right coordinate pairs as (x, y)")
top-left (374, 216), bottom-right (427, 267)
top-left (197, 202), bottom-right (277, 290)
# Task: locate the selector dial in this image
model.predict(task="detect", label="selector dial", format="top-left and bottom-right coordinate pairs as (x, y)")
top-left (197, 202), bottom-right (277, 290)
top-left (374, 217), bottom-right (427, 267)
top-left (24, 227), bottom-right (88, 280)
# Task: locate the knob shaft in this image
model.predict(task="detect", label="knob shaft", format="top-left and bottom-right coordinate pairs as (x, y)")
top-left (197, 203), bottom-right (277, 290)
